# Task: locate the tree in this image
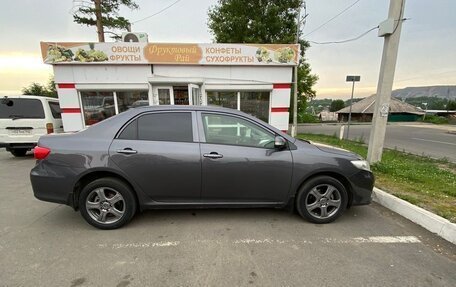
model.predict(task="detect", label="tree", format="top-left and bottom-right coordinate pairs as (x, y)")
top-left (208, 0), bottom-right (319, 122)
top-left (330, 100), bottom-right (345, 112)
top-left (448, 100), bottom-right (456, 110)
top-left (22, 77), bottom-right (57, 98)
top-left (73, 0), bottom-right (139, 42)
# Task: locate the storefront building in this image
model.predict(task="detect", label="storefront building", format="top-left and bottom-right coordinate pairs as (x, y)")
top-left (41, 42), bottom-right (298, 132)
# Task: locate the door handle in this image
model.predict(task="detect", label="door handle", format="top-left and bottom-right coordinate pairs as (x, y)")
top-left (116, 148), bottom-right (137, 155)
top-left (203, 152), bottom-right (223, 159)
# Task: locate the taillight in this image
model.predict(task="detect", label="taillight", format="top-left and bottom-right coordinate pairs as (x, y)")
top-left (46, 123), bottom-right (54, 134)
top-left (34, 146), bottom-right (51, 160)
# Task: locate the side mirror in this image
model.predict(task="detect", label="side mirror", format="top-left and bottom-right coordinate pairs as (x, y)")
top-left (274, 136), bottom-right (287, 149)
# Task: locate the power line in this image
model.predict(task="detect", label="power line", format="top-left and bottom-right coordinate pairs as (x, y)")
top-left (308, 26), bottom-right (378, 45)
top-left (132, 0), bottom-right (183, 24)
top-left (304, 0), bottom-right (362, 37)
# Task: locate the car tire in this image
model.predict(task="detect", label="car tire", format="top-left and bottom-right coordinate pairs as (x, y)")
top-left (296, 176), bottom-right (348, 224)
top-left (79, 177), bottom-right (137, 230)
top-left (10, 149), bottom-right (27, 157)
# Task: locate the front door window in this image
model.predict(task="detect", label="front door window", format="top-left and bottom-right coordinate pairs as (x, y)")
top-left (202, 113), bottom-right (275, 149)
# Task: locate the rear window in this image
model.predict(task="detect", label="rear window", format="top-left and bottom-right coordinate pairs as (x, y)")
top-left (138, 112), bottom-right (193, 142)
top-left (48, 101), bottom-right (62, 119)
top-left (0, 98), bottom-right (45, 119)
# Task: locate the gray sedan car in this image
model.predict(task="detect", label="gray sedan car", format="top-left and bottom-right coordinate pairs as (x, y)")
top-left (30, 106), bottom-right (374, 229)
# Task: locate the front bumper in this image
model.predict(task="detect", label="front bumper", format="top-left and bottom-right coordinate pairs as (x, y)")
top-left (348, 170), bottom-right (375, 206)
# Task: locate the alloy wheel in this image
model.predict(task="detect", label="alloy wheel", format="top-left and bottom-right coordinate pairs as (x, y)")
top-left (305, 184), bottom-right (342, 219)
top-left (85, 187), bottom-right (125, 224)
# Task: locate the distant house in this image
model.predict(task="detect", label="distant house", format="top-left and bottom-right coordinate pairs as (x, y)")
top-left (337, 95), bottom-right (425, 122)
top-left (317, 109), bottom-right (338, 122)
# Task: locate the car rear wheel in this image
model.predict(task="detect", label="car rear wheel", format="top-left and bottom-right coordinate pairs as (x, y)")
top-left (79, 177), bottom-right (136, 229)
top-left (296, 176), bottom-right (348, 224)
top-left (10, 148), bottom-right (27, 157)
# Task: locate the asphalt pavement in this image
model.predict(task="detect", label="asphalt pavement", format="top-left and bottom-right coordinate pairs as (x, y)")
top-left (0, 151), bottom-right (455, 286)
top-left (298, 123), bottom-right (456, 162)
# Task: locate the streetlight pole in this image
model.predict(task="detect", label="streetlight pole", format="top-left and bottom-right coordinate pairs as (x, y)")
top-left (291, 1), bottom-right (308, 137)
top-left (291, 6), bottom-right (301, 137)
top-left (345, 75), bottom-right (360, 140)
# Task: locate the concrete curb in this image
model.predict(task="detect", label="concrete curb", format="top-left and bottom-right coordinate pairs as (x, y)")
top-left (372, 187), bottom-right (456, 245)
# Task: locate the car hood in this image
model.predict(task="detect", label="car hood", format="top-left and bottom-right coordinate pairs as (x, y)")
top-left (311, 142), bottom-right (362, 160)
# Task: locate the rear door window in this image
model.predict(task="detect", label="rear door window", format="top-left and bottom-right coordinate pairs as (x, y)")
top-left (0, 98), bottom-right (45, 119)
top-left (48, 101), bottom-right (62, 119)
top-left (138, 112), bottom-right (193, 142)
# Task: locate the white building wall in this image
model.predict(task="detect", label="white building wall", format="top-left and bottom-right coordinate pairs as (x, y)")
top-left (52, 64), bottom-right (292, 132)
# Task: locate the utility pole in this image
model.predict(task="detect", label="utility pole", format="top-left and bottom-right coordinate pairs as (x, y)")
top-left (367, 0), bottom-right (405, 163)
top-left (94, 0), bottom-right (105, 42)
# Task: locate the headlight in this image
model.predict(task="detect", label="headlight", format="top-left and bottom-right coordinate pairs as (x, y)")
top-left (351, 160), bottom-right (371, 171)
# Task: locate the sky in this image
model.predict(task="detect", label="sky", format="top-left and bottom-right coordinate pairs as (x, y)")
top-left (0, 0), bottom-right (455, 99)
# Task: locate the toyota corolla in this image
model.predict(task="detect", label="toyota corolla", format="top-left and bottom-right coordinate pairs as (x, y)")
top-left (30, 106), bottom-right (374, 229)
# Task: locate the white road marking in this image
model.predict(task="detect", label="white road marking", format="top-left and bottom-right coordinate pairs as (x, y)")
top-left (98, 236), bottom-right (421, 249)
top-left (412, 138), bottom-right (456, 146)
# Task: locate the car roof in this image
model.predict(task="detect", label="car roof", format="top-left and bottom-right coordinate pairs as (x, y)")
top-left (134, 105), bottom-right (247, 114)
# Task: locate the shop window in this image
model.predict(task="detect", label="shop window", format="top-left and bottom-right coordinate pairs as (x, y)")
top-left (80, 91), bottom-right (115, 125)
top-left (240, 91), bottom-right (270, 123)
top-left (206, 91), bottom-right (270, 123)
top-left (117, 91), bottom-right (148, 112)
top-left (158, 89), bottom-right (171, 105)
top-left (138, 112), bottom-right (193, 142)
top-left (207, 91), bottom-right (237, 109)
top-left (202, 113), bottom-right (274, 149)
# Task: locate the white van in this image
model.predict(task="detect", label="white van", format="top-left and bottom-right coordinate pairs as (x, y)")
top-left (0, 95), bottom-right (63, 157)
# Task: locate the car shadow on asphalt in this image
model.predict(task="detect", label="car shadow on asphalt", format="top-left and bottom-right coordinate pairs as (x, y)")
top-left (45, 204), bottom-right (372, 231)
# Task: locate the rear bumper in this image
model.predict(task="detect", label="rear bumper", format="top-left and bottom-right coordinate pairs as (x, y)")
top-left (0, 142), bottom-right (36, 150)
top-left (30, 161), bottom-right (83, 208)
top-left (348, 170), bottom-right (375, 206)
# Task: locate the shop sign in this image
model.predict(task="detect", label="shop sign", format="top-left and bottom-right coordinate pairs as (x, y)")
top-left (40, 42), bottom-right (299, 66)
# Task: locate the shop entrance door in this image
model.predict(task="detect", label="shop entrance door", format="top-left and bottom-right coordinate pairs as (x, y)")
top-left (153, 86), bottom-right (174, 105)
top-left (188, 84), bottom-right (202, 105)
top-left (173, 86), bottom-right (189, 105)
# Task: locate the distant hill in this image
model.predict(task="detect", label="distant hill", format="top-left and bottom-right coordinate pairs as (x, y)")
top-left (392, 86), bottom-right (456, 100)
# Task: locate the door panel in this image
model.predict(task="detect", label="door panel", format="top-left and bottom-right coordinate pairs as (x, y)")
top-left (110, 140), bottom-right (201, 201)
top-left (109, 111), bottom-right (201, 202)
top-left (200, 143), bottom-right (293, 202)
top-left (199, 112), bottom-right (293, 203)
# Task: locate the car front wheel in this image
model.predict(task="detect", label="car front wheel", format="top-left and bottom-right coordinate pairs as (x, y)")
top-left (79, 177), bottom-right (136, 229)
top-left (296, 176), bottom-right (348, 224)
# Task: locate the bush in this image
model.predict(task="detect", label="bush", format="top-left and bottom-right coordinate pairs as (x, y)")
top-left (299, 113), bottom-right (320, 123)
top-left (422, 115), bottom-right (449, 124)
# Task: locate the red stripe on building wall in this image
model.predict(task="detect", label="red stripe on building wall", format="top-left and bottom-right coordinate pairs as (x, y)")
top-left (273, 83), bottom-right (291, 89)
top-left (57, 83), bottom-right (76, 89)
top-left (61, 108), bottom-right (81, 113)
top-left (271, 107), bottom-right (289, 112)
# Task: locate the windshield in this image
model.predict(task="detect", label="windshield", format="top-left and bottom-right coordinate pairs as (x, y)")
top-left (0, 98), bottom-right (45, 119)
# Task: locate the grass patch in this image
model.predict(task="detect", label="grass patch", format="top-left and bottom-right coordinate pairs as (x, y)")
top-left (298, 133), bottom-right (456, 222)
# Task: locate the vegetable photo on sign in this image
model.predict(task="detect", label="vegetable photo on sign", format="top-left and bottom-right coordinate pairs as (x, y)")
top-left (45, 43), bottom-right (108, 63)
top-left (256, 46), bottom-right (296, 64)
